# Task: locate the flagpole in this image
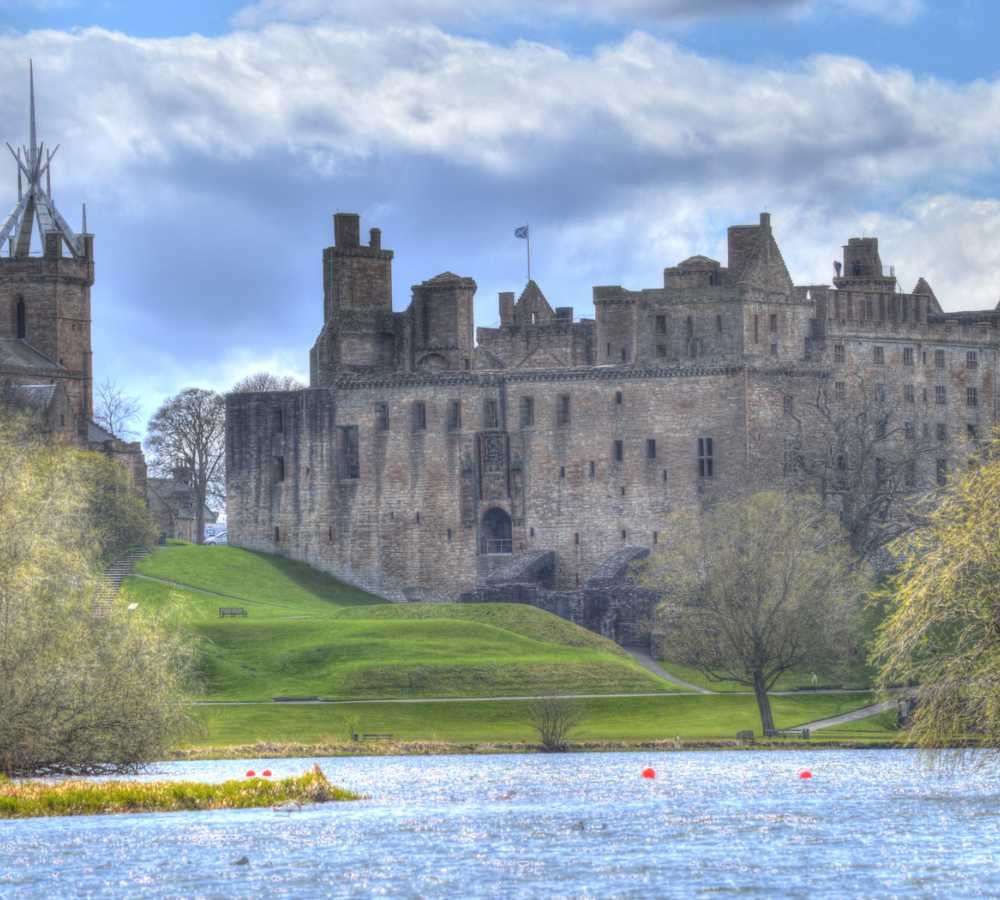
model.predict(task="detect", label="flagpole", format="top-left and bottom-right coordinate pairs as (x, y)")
top-left (526, 225), bottom-right (531, 283)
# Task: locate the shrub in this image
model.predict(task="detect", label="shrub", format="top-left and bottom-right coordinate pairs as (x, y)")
top-left (529, 697), bottom-right (583, 751)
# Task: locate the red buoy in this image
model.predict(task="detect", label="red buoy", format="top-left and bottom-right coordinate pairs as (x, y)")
top-left (799, 770), bottom-right (812, 780)
top-left (246, 770), bottom-right (256, 778)
top-left (262, 769), bottom-right (272, 778)
top-left (642, 767), bottom-right (656, 779)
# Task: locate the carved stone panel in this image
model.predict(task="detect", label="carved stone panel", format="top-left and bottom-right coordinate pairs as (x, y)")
top-left (477, 431), bottom-right (510, 501)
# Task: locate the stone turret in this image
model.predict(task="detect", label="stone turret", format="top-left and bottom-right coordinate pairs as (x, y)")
top-left (310, 212), bottom-right (396, 383)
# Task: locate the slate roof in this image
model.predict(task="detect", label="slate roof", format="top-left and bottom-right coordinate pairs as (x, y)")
top-left (87, 420), bottom-right (117, 444)
top-left (0, 338), bottom-right (63, 372)
top-left (10, 382), bottom-right (55, 410)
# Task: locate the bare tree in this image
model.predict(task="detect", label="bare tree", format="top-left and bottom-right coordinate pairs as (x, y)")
top-left (94, 378), bottom-right (142, 440)
top-left (529, 697), bottom-right (583, 751)
top-left (231, 372), bottom-right (305, 393)
top-left (145, 388), bottom-right (225, 544)
top-left (787, 373), bottom-right (936, 561)
top-left (639, 491), bottom-right (868, 735)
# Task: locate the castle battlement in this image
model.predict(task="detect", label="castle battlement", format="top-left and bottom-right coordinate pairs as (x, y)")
top-left (227, 208), bottom-right (999, 641)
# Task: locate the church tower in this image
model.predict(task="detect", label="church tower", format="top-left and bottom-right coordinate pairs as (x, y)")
top-left (0, 61), bottom-right (95, 437)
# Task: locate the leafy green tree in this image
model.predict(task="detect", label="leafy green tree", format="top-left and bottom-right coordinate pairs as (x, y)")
top-left (76, 448), bottom-right (157, 562)
top-left (640, 491), bottom-right (868, 734)
top-left (874, 436), bottom-right (1000, 757)
top-left (0, 413), bottom-right (189, 775)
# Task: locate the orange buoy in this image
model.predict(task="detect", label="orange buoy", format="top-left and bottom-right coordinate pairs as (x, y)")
top-left (262, 769), bottom-right (272, 777)
top-left (642, 767), bottom-right (656, 779)
top-left (799, 770), bottom-right (812, 780)
top-left (246, 769), bottom-right (256, 777)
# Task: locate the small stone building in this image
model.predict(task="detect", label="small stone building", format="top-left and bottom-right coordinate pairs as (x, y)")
top-left (147, 467), bottom-right (218, 544)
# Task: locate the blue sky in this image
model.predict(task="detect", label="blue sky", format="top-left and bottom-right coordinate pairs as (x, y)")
top-left (2, 0), bottom-right (999, 433)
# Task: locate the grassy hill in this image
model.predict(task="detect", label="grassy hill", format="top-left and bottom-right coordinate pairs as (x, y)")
top-left (124, 545), bottom-right (673, 701)
top-left (124, 545), bottom-right (893, 747)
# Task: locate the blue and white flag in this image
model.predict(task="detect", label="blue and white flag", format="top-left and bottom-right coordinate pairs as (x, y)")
top-left (514, 225), bottom-right (529, 239)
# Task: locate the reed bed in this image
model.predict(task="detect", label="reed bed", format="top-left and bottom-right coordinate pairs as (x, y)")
top-left (0, 765), bottom-right (360, 818)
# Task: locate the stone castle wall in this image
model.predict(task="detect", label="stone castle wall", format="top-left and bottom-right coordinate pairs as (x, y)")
top-left (226, 212), bottom-right (1000, 642)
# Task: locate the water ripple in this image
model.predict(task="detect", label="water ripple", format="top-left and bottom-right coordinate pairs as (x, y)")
top-left (1, 750), bottom-right (999, 898)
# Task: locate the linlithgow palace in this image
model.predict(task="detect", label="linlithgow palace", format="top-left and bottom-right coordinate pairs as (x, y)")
top-left (225, 211), bottom-right (997, 642)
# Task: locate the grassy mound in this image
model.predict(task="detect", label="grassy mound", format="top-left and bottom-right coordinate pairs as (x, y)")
top-left (0, 766), bottom-right (359, 818)
top-left (124, 545), bottom-right (672, 701)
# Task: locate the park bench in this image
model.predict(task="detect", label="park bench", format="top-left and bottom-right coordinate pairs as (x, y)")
top-left (764, 728), bottom-right (811, 740)
top-left (351, 732), bottom-right (394, 742)
top-left (218, 607), bottom-right (247, 617)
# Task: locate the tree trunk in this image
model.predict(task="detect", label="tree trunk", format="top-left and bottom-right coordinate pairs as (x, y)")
top-left (752, 669), bottom-right (776, 735)
top-left (194, 482), bottom-right (206, 545)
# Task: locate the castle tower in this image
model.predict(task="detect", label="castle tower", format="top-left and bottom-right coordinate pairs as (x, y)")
top-left (833, 237), bottom-right (896, 291)
top-left (310, 212), bottom-right (395, 383)
top-left (0, 61), bottom-right (95, 435)
top-left (409, 272), bottom-right (476, 372)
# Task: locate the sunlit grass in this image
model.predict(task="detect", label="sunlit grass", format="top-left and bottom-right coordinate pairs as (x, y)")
top-left (123, 546), bottom-right (672, 701)
top-left (186, 693), bottom-right (889, 746)
top-left (0, 766), bottom-right (359, 818)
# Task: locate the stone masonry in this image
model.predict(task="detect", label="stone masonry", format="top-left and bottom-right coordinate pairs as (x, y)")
top-left (226, 212), bottom-right (999, 644)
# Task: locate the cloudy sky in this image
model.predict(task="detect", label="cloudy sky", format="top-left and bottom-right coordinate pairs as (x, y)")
top-left (2, 0), bottom-right (999, 432)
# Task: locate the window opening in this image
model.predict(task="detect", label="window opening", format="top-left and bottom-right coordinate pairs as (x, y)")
top-left (337, 426), bottom-right (359, 479)
top-left (483, 398), bottom-right (499, 429)
top-left (413, 401), bottom-right (427, 431)
top-left (697, 437), bottom-right (714, 478)
top-left (556, 394), bottom-right (571, 426)
top-left (520, 396), bottom-right (534, 428)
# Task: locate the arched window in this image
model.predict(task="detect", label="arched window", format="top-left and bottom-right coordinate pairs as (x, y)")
top-left (480, 507), bottom-right (512, 555)
top-left (15, 298), bottom-right (25, 339)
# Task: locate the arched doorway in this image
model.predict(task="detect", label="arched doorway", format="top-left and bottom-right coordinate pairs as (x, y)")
top-left (480, 507), bottom-right (512, 555)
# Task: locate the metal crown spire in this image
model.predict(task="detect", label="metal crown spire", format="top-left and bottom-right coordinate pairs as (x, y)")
top-left (0, 60), bottom-right (84, 259)
top-left (29, 59), bottom-right (37, 168)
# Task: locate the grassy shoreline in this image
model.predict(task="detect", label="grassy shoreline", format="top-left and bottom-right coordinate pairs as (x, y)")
top-left (0, 766), bottom-right (360, 819)
top-left (169, 735), bottom-right (901, 761)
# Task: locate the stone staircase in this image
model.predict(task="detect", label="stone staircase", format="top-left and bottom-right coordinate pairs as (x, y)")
top-left (94, 546), bottom-right (151, 615)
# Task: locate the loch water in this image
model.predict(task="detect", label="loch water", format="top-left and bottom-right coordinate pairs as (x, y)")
top-left (2, 749), bottom-right (998, 898)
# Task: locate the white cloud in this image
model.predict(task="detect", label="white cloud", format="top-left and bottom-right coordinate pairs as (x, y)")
top-left (4, 25), bottom-right (996, 199)
top-left (0, 18), bottom-right (995, 425)
top-left (232, 0), bottom-right (923, 29)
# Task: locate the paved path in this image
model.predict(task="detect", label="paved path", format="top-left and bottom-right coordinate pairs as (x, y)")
top-left (793, 699), bottom-right (897, 732)
top-left (193, 691), bottom-right (692, 706)
top-left (624, 647), bottom-right (714, 694)
top-left (132, 573), bottom-right (254, 603)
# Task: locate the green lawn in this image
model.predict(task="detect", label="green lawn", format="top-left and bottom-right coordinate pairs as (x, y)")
top-left (125, 545), bottom-right (674, 701)
top-left (126, 545), bottom-right (891, 748)
top-left (821, 710), bottom-right (899, 737)
top-left (658, 658), bottom-right (876, 693)
top-left (187, 693), bottom-right (885, 746)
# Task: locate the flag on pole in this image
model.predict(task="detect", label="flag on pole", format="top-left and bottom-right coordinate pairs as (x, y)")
top-left (514, 225), bottom-right (529, 239)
